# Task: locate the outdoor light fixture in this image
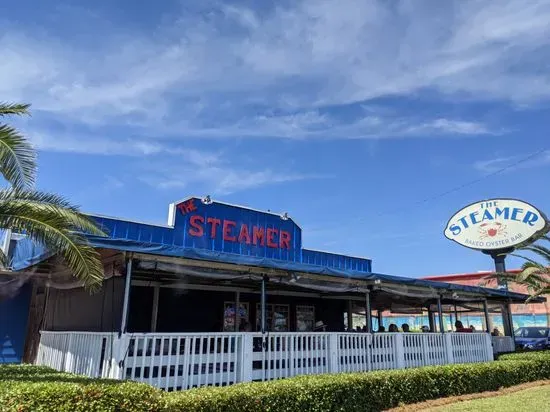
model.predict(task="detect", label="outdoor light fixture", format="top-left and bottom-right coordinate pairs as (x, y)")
top-left (281, 212), bottom-right (289, 220)
top-left (202, 195), bottom-right (212, 204)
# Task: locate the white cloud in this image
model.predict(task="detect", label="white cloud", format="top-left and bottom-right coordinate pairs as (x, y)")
top-left (473, 150), bottom-right (550, 173)
top-left (139, 164), bottom-right (326, 195)
top-left (404, 119), bottom-right (495, 136)
top-left (1, 0), bottom-right (549, 140)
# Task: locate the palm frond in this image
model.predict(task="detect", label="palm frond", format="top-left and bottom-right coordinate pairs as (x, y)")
top-left (517, 265), bottom-right (547, 282)
top-left (0, 190), bottom-right (106, 237)
top-left (0, 124), bottom-right (36, 189)
top-left (511, 252), bottom-right (545, 268)
top-left (0, 194), bottom-right (105, 291)
top-left (0, 103), bottom-right (31, 117)
top-left (519, 244), bottom-right (550, 265)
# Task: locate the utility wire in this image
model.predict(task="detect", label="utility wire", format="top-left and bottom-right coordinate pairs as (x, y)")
top-left (374, 148), bottom-right (548, 218)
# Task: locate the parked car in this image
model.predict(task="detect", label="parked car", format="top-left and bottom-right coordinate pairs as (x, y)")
top-left (514, 327), bottom-right (550, 350)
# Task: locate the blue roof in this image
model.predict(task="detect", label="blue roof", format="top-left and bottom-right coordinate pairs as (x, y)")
top-left (7, 196), bottom-right (543, 303)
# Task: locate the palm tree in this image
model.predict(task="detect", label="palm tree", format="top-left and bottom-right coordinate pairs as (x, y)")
top-left (494, 235), bottom-right (550, 302)
top-left (0, 102), bottom-right (105, 291)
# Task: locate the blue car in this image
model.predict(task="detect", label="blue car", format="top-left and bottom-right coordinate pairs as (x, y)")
top-left (515, 327), bottom-right (550, 350)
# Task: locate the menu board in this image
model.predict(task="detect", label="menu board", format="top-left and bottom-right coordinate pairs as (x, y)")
top-left (296, 305), bottom-right (315, 331)
top-left (223, 302), bottom-right (249, 331)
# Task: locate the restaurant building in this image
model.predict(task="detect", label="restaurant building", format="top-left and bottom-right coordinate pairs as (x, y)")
top-left (2, 196), bottom-right (544, 390)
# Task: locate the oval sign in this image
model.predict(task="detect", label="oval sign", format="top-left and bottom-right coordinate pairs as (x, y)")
top-left (444, 199), bottom-right (549, 251)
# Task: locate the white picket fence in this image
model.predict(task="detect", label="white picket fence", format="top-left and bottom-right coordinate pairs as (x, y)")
top-left (491, 336), bottom-right (515, 354)
top-left (36, 331), bottom-right (117, 378)
top-left (36, 331), bottom-right (495, 391)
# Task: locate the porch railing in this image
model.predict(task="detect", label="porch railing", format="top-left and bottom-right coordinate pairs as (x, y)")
top-left (36, 331), bottom-right (495, 391)
top-left (491, 336), bottom-right (515, 354)
top-left (36, 331), bottom-right (116, 378)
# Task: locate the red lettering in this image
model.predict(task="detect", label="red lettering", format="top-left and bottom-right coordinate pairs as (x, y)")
top-left (238, 224), bottom-right (251, 244)
top-left (279, 230), bottom-right (291, 249)
top-left (267, 228), bottom-right (278, 248)
top-left (178, 199), bottom-right (197, 215)
top-left (188, 215), bottom-right (204, 237)
top-left (253, 226), bottom-right (265, 246)
top-left (207, 218), bottom-right (221, 238)
top-left (223, 220), bottom-right (237, 242)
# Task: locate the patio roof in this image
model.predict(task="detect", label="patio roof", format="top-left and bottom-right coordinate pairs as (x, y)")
top-left (8, 232), bottom-right (544, 304)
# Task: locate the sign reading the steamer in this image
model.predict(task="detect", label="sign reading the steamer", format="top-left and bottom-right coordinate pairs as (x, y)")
top-left (444, 199), bottom-right (549, 251)
top-left (171, 197), bottom-right (302, 261)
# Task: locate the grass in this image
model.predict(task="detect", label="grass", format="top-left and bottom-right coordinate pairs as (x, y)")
top-left (387, 380), bottom-right (550, 412)
top-left (424, 384), bottom-right (550, 411)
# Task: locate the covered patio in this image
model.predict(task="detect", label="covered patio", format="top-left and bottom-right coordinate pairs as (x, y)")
top-left (10, 197), bottom-right (542, 391)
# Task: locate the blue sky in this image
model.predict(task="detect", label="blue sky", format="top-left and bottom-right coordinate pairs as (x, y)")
top-left (2, 0), bottom-right (550, 277)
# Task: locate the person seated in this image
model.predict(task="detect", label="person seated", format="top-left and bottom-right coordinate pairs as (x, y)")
top-left (362, 326), bottom-right (368, 333)
top-left (239, 321), bottom-right (252, 332)
top-left (378, 325), bottom-right (386, 332)
top-left (491, 328), bottom-right (501, 336)
top-left (455, 320), bottom-right (472, 333)
top-left (314, 320), bottom-right (327, 332)
top-left (355, 326), bottom-right (362, 333)
top-left (388, 323), bottom-right (399, 332)
top-left (469, 325), bottom-right (476, 332)
top-left (401, 323), bottom-right (410, 332)
top-left (421, 325), bottom-right (430, 333)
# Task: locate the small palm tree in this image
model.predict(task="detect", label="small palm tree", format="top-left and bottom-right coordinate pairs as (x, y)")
top-left (494, 235), bottom-right (550, 302)
top-left (0, 102), bottom-right (105, 291)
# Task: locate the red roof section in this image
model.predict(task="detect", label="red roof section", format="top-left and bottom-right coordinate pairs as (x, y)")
top-left (421, 270), bottom-right (549, 316)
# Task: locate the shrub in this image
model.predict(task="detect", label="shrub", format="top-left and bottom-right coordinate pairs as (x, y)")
top-left (3, 356), bottom-right (550, 412)
top-left (0, 365), bottom-right (165, 412)
top-left (165, 358), bottom-right (550, 412)
top-left (497, 350), bottom-right (550, 362)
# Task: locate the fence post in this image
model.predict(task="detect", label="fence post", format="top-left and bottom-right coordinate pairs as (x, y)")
top-left (395, 333), bottom-right (405, 369)
top-left (444, 333), bottom-right (454, 364)
top-left (485, 333), bottom-right (495, 361)
top-left (64, 333), bottom-right (74, 373)
top-left (239, 334), bottom-right (253, 382)
top-left (328, 334), bottom-right (339, 373)
top-left (109, 334), bottom-right (128, 380)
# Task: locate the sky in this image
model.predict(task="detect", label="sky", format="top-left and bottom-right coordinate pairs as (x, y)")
top-left (1, 0), bottom-right (550, 277)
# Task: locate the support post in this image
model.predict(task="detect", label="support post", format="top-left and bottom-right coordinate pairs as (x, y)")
top-left (261, 276), bottom-right (267, 334)
top-left (150, 284), bottom-right (160, 332)
top-left (347, 300), bottom-right (353, 331)
top-left (365, 291), bottom-right (372, 333)
top-left (483, 248), bottom-right (513, 291)
top-left (428, 309), bottom-right (435, 332)
top-left (120, 256), bottom-right (133, 336)
top-left (454, 304), bottom-right (458, 325)
top-left (482, 300), bottom-right (491, 334)
top-left (507, 300), bottom-right (515, 339)
top-left (437, 296), bottom-right (445, 333)
top-left (377, 310), bottom-right (383, 331)
top-left (235, 291), bottom-right (241, 332)
top-left (501, 303), bottom-right (515, 338)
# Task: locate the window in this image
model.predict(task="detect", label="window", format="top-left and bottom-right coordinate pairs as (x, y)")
top-left (256, 304), bottom-right (290, 332)
top-left (296, 305), bottom-right (315, 331)
top-left (223, 302), bottom-right (249, 331)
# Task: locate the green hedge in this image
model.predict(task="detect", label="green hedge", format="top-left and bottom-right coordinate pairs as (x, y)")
top-left (2, 354), bottom-right (550, 412)
top-left (0, 364), bottom-right (165, 412)
top-left (165, 358), bottom-right (550, 411)
top-left (497, 349), bottom-right (550, 362)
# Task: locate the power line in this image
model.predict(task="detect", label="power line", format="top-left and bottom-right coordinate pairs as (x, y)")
top-left (374, 148), bottom-right (548, 218)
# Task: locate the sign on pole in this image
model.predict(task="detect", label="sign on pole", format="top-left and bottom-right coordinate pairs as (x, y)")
top-left (444, 199), bottom-right (549, 289)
